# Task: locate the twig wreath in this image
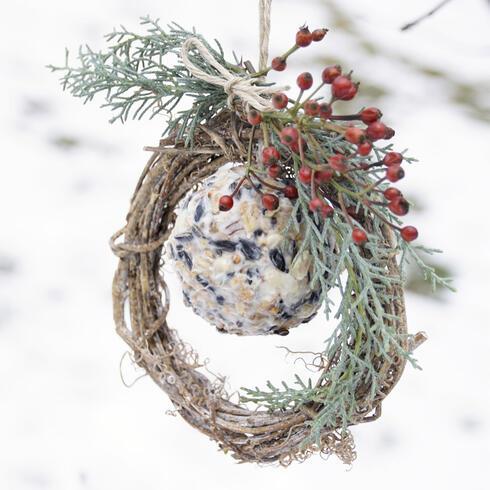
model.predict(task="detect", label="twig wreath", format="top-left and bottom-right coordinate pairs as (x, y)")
top-left (50, 0), bottom-right (452, 465)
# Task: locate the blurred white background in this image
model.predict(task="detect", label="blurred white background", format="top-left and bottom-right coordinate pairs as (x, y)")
top-left (1, 0), bottom-right (489, 489)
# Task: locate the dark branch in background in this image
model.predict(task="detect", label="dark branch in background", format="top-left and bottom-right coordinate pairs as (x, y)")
top-left (401, 0), bottom-right (453, 31)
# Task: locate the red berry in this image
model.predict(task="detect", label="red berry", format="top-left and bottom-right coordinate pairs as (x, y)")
top-left (383, 152), bottom-right (403, 166)
top-left (401, 225), bottom-right (418, 242)
top-left (344, 127), bottom-right (366, 145)
top-left (289, 137), bottom-right (306, 154)
top-left (312, 28), bottom-right (328, 42)
top-left (318, 102), bottom-right (332, 119)
top-left (360, 107), bottom-right (382, 124)
top-left (315, 169), bottom-right (334, 184)
top-left (309, 197), bottom-right (323, 212)
top-left (268, 164), bottom-right (281, 178)
top-left (386, 164), bottom-right (405, 183)
top-left (219, 195), bottom-right (234, 211)
top-left (384, 127), bottom-right (396, 140)
top-left (342, 83), bottom-right (358, 101)
top-left (321, 203), bottom-right (334, 218)
top-left (329, 154), bottom-right (348, 173)
top-left (262, 146), bottom-right (280, 165)
top-left (284, 184), bottom-right (298, 199)
top-left (383, 187), bottom-right (402, 201)
top-left (388, 197), bottom-right (409, 216)
top-left (297, 72), bottom-right (313, 90)
top-left (332, 76), bottom-right (357, 100)
top-left (304, 100), bottom-right (320, 116)
top-left (262, 193), bottom-right (279, 211)
top-left (357, 141), bottom-right (372, 156)
top-left (247, 109), bottom-right (262, 126)
top-left (366, 121), bottom-right (388, 141)
top-left (280, 126), bottom-right (299, 145)
top-left (271, 57), bottom-right (286, 71)
top-left (352, 227), bottom-right (368, 245)
top-left (272, 92), bottom-right (289, 110)
top-left (299, 165), bottom-right (312, 184)
top-left (321, 65), bottom-right (341, 84)
top-left (296, 26), bottom-right (313, 47)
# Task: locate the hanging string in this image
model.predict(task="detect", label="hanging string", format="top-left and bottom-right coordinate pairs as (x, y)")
top-left (258, 0), bottom-right (272, 71)
top-left (180, 0), bottom-right (287, 112)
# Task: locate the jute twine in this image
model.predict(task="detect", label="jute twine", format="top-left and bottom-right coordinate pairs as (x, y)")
top-left (180, 0), bottom-right (288, 112)
top-left (110, 110), bottom-right (415, 464)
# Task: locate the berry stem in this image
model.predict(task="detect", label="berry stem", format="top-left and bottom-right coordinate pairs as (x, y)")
top-left (291, 90), bottom-right (305, 116)
top-left (261, 122), bottom-right (270, 147)
top-left (359, 176), bottom-right (386, 196)
top-left (363, 200), bottom-right (402, 231)
top-left (300, 82), bottom-right (326, 107)
top-left (328, 113), bottom-right (361, 121)
top-left (251, 44), bottom-right (299, 78)
top-left (246, 175), bottom-right (264, 196)
top-left (231, 176), bottom-right (247, 197)
top-left (338, 192), bottom-right (354, 227)
top-left (249, 170), bottom-right (285, 192)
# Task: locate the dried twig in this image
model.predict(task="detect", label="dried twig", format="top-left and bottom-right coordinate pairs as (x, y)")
top-left (401, 0), bottom-right (453, 31)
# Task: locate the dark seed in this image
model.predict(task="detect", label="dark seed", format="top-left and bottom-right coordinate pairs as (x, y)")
top-left (291, 240), bottom-right (298, 258)
top-left (178, 250), bottom-right (193, 270)
top-left (281, 311), bottom-right (293, 319)
top-left (254, 229), bottom-right (263, 237)
top-left (192, 225), bottom-right (204, 238)
top-left (239, 239), bottom-right (262, 260)
top-left (175, 244), bottom-right (184, 251)
top-left (247, 279), bottom-right (252, 285)
top-left (216, 295), bottom-right (225, 305)
top-left (174, 232), bottom-right (194, 242)
top-left (236, 320), bottom-right (243, 328)
top-left (269, 248), bottom-right (286, 272)
top-left (196, 274), bottom-right (209, 288)
top-left (194, 201), bottom-right (204, 222)
top-left (226, 272), bottom-right (235, 278)
top-left (270, 216), bottom-right (278, 227)
top-left (211, 240), bottom-right (236, 252)
top-left (275, 328), bottom-right (290, 336)
top-left (308, 290), bottom-right (320, 303)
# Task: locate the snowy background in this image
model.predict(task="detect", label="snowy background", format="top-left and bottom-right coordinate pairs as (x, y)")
top-left (1, 0), bottom-right (489, 488)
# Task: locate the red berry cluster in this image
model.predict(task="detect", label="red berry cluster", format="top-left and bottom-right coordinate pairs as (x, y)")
top-left (223, 25), bottom-right (419, 246)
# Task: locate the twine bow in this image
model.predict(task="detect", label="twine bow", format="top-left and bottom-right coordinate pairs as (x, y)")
top-left (180, 38), bottom-right (286, 112)
top-left (180, 0), bottom-right (288, 112)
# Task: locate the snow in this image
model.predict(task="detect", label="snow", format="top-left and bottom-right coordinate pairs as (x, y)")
top-left (0, 0), bottom-right (489, 489)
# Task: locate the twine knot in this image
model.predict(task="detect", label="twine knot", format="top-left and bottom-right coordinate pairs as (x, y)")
top-left (222, 77), bottom-right (244, 108)
top-left (180, 37), bottom-right (288, 113)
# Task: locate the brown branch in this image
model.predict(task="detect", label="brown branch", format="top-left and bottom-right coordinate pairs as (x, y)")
top-left (401, 0), bottom-right (453, 31)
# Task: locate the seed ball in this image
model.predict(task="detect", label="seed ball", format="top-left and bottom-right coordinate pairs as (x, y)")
top-left (166, 165), bottom-right (332, 336)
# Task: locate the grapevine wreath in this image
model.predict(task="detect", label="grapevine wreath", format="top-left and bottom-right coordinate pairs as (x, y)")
top-left (51, 1), bottom-right (452, 465)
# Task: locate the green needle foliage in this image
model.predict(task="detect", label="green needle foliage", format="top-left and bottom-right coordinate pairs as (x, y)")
top-left (240, 125), bottom-right (453, 443)
top-left (48, 16), bottom-right (238, 144)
